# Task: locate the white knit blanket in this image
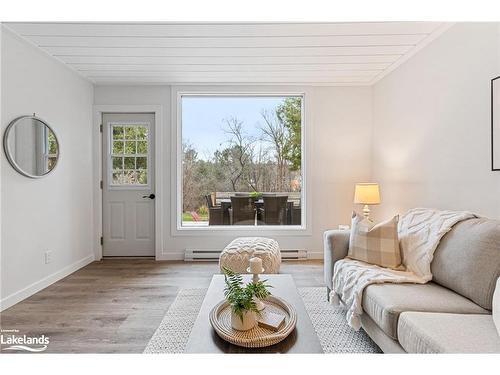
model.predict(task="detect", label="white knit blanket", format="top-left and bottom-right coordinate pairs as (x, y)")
top-left (331, 208), bottom-right (476, 330)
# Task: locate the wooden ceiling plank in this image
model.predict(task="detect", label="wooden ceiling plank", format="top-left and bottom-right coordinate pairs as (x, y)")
top-left (30, 34), bottom-right (426, 48)
top-left (83, 70), bottom-right (379, 78)
top-left (58, 54), bottom-right (402, 64)
top-left (43, 45), bottom-right (413, 57)
top-left (71, 62), bottom-right (390, 72)
top-left (90, 76), bottom-right (374, 84)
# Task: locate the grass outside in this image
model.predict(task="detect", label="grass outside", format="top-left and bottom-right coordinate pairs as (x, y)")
top-left (182, 212), bottom-right (209, 222)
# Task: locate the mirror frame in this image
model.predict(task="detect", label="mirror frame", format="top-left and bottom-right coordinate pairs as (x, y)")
top-left (3, 115), bottom-right (60, 178)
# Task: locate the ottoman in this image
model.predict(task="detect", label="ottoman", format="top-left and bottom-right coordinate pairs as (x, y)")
top-left (219, 237), bottom-right (281, 274)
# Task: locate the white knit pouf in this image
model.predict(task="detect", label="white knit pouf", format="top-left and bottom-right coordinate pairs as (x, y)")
top-left (219, 237), bottom-right (281, 274)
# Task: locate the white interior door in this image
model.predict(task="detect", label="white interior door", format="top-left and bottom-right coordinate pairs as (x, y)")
top-left (102, 113), bottom-right (155, 257)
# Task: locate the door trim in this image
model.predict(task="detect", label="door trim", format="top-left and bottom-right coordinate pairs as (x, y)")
top-left (93, 105), bottom-right (163, 261)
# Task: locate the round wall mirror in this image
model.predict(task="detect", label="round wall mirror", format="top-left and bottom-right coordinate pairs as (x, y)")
top-left (3, 115), bottom-right (60, 178)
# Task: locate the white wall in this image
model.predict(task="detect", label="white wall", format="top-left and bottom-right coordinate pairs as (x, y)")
top-left (94, 85), bottom-right (372, 259)
top-left (372, 23), bottom-right (500, 220)
top-left (0, 27), bottom-right (94, 310)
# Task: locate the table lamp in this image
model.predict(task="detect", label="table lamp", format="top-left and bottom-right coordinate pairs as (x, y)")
top-left (354, 183), bottom-right (380, 220)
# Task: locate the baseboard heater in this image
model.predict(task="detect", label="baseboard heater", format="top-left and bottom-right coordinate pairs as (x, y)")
top-left (184, 249), bottom-right (307, 261)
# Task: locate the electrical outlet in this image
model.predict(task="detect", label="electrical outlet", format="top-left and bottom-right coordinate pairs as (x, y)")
top-left (44, 250), bottom-right (52, 264)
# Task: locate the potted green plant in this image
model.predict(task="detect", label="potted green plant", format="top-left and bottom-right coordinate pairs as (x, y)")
top-left (249, 191), bottom-right (263, 200)
top-left (223, 267), bottom-right (271, 331)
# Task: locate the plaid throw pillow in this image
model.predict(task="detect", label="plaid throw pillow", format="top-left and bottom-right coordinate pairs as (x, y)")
top-left (348, 211), bottom-right (402, 269)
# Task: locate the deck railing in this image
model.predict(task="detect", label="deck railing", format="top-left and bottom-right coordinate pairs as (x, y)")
top-left (213, 191), bottom-right (301, 206)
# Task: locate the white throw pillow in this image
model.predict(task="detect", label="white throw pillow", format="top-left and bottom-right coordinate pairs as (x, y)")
top-left (493, 277), bottom-right (500, 337)
top-left (348, 211), bottom-right (402, 269)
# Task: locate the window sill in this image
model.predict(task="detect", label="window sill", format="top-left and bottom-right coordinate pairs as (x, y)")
top-left (172, 224), bottom-right (310, 237)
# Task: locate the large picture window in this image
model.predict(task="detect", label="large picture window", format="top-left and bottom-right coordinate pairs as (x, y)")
top-left (180, 94), bottom-right (304, 228)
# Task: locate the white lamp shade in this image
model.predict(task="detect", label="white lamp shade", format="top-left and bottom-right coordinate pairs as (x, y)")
top-left (354, 183), bottom-right (381, 205)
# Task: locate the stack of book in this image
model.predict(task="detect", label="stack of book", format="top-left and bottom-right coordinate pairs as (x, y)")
top-left (257, 311), bottom-right (286, 331)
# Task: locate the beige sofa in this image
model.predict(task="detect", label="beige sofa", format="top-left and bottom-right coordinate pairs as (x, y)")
top-left (324, 217), bottom-right (500, 353)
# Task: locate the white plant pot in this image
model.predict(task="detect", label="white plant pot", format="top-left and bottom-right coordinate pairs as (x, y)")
top-left (231, 310), bottom-right (257, 331)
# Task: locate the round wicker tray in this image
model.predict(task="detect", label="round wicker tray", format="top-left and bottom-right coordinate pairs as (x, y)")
top-left (209, 296), bottom-right (297, 348)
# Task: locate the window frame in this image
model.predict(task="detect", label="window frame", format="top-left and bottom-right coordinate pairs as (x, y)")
top-left (174, 90), bottom-right (309, 233)
top-left (107, 121), bottom-right (152, 190)
top-left (42, 125), bottom-right (58, 172)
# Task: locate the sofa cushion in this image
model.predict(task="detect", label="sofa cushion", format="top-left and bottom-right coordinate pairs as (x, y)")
top-left (398, 312), bottom-right (500, 353)
top-left (362, 283), bottom-right (489, 339)
top-left (431, 218), bottom-right (500, 310)
top-left (348, 212), bottom-right (401, 269)
top-left (493, 277), bottom-right (500, 336)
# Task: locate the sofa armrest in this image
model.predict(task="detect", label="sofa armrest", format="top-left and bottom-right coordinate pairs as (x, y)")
top-left (323, 230), bottom-right (350, 291)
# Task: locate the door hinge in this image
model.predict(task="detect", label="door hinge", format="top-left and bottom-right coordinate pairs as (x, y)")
top-left (100, 236), bottom-right (103, 246)
top-left (100, 180), bottom-right (103, 189)
top-left (99, 124), bottom-right (103, 133)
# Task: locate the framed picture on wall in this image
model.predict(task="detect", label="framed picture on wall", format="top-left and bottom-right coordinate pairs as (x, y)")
top-left (492, 76), bottom-right (500, 170)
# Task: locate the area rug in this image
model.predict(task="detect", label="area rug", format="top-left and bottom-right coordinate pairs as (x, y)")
top-left (143, 287), bottom-right (381, 353)
top-left (298, 287), bottom-right (381, 353)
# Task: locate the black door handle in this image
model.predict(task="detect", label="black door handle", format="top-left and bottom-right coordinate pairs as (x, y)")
top-left (142, 193), bottom-right (155, 199)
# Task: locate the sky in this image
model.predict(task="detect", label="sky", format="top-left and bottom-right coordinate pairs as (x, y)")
top-left (182, 96), bottom-right (287, 160)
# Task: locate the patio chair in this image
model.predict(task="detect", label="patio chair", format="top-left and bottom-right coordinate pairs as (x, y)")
top-left (259, 195), bottom-right (288, 225)
top-left (229, 196), bottom-right (256, 225)
top-left (205, 194), bottom-right (223, 225)
top-left (261, 192), bottom-right (276, 197)
top-left (292, 205), bottom-right (301, 225)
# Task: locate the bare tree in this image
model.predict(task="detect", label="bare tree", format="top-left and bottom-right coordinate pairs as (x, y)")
top-left (259, 110), bottom-right (289, 192)
top-left (182, 141), bottom-right (200, 211)
top-left (218, 117), bottom-right (255, 191)
top-left (248, 146), bottom-right (269, 191)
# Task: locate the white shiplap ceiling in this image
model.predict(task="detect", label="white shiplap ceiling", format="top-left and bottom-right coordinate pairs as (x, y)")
top-left (5, 22), bottom-right (451, 86)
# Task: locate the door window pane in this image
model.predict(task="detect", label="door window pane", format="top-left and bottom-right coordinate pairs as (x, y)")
top-left (112, 171), bottom-right (124, 184)
top-left (136, 127), bottom-right (148, 140)
top-left (136, 157), bottom-right (147, 170)
top-left (124, 156), bottom-right (135, 169)
top-left (137, 141), bottom-right (148, 154)
top-left (113, 141), bottom-right (124, 154)
top-left (112, 156), bottom-right (123, 170)
top-left (110, 124), bottom-right (149, 186)
top-left (113, 126), bottom-right (124, 139)
top-left (124, 170), bottom-right (138, 183)
top-left (138, 170), bottom-right (148, 184)
top-left (124, 140), bottom-right (136, 154)
top-left (124, 126), bottom-right (136, 139)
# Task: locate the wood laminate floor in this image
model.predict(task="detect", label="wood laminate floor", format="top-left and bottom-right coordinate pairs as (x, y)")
top-left (0, 259), bottom-right (324, 353)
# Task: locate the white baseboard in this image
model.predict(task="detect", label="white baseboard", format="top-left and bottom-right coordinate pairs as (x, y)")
top-left (306, 251), bottom-right (323, 260)
top-left (159, 250), bottom-right (324, 261)
top-left (0, 254), bottom-right (95, 311)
